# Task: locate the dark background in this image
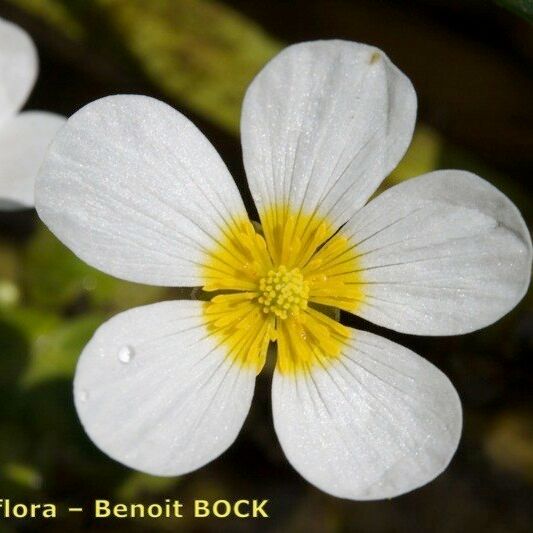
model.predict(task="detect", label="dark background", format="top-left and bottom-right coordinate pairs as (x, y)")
top-left (0, 0), bottom-right (531, 531)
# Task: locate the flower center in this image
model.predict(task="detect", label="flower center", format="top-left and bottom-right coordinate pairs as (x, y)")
top-left (202, 210), bottom-right (363, 374)
top-left (257, 265), bottom-right (309, 320)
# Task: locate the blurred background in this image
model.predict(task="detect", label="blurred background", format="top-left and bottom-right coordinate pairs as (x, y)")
top-left (0, 0), bottom-right (532, 531)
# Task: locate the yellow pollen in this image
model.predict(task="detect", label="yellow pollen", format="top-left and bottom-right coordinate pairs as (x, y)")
top-left (257, 265), bottom-right (309, 320)
top-left (202, 206), bottom-right (366, 375)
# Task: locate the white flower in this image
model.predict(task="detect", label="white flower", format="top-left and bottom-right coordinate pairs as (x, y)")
top-left (35, 41), bottom-right (531, 500)
top-left (0, 17), bottom-right (65, 209)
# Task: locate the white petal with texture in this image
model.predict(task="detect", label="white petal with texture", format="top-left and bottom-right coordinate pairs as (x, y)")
top-left (0, 17), bottom-right (37, 124)
top-left (74, 300), bottom-right (255, 476)
top-left (241, 40), bottom-right (416, 231)
top-left (342, 170), bottom-right (532, 335)
top-left (0, 111), bottom-right (65, 209)
top-left (272, 329), bottom-right (461, 500)
top-left (35, 95), bottom-right (247, 286)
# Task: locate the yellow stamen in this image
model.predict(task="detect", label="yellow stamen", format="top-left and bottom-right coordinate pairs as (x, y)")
top-left (276, 307), bottom-right (350, 375)
top-left (258, 266), bottom-right (309, 320)
top-left (202, 217), bottom-right (272, 293)
top-left (202, 205), bottom-right (366, 375)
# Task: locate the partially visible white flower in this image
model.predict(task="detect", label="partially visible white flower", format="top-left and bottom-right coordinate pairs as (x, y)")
top-left (35, 41), bottom-right (531, 500)
top-left (0, 17), bottom-right (65, 210)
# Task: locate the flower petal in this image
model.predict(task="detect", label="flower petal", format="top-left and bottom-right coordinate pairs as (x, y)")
top-left (74, 300), bottom-right (256, 476)
top-left (241, 40), bottom-right (416, 232)
top-left (272, 328), bottom-right (462, 500)
top-left (339, 170), bottom-right (532, 335)
top-left (0, 17), bottom-right (37, 123)
top-left (35, 94), bottom-right (247, 286)
top-left (0, 111), bottom-right (65, 210)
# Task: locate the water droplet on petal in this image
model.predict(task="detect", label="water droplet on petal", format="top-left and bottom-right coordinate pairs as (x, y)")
top-left (79, 389), bottom-right (89, 402)
top-left (117, 344), bottom-right (134, 364)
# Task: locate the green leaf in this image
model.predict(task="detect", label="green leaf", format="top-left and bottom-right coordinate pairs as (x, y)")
top-left (5, 0), bottom-right (85, 39)
top-left (0, 307), bottom-right (61, 388)
top-left (8, 0), bottom-right (280, 133)
top-left (2, 462), bottom-right (43, 490)
top-left (23, 226), bottom-right (169, 313)
top-left (94, 0), bottom-right (281, 132)
top-left (0, 307), bottom-right (62, 339)
top-left (21, 313), bottom-right (104, 387)
top-left (114, 471), bottom-right (179, 501)
top-left (0, 241), bottom-right (21, 309)
top-left (0, 280), bottom-right (20, 309)
top-left (495, 0), bottom-right (533, 22)
top-left (0, 318), bottom-right (31, 387)
top-left (0, 309), bottom-right (130, 489)
top-left (0, 240), bottom-right (19, 280)
top-left (0, 445), bottom-right (44, 500)
top-left (0, 306), bottom-right (101, 389)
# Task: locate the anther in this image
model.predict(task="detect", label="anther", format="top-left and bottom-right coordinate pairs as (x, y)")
top-left (257, 266), bottom-right (309, 320)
